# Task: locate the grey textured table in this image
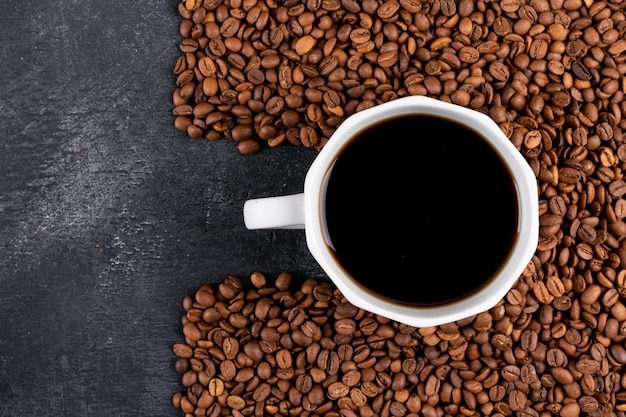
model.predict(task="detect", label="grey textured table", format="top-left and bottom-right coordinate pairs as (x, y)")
top-left (0, 1), bottom-right (324, 415)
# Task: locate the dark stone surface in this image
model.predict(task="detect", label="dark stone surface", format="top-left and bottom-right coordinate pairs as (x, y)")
top-left (0, 1), bottom-right (325, 415)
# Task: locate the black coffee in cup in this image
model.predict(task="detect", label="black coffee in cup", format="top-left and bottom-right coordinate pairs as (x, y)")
top-left (324, 114), bottom-right (520, 306)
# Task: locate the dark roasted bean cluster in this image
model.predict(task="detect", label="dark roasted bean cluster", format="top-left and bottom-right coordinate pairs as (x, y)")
top-left (172, 271), bottom-right (626, 417)
top-left (172, 0), bottom-right (626, 416)
top-left (172, 0), bottom-right (626, 154)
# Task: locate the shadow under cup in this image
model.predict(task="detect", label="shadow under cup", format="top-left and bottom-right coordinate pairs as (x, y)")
top-left (319, 113), bottom-right (525, 308)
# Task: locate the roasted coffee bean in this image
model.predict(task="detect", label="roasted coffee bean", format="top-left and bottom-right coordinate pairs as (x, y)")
top-left (207, 378), bottom-right (224, 396)
top-left (327, 381), bottom-right (350, 400)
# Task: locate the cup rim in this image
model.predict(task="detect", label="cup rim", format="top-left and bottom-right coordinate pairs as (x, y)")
top-left (303, 96), bottom-right (539, 328)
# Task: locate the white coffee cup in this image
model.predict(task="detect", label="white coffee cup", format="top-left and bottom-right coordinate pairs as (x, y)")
top-left (243, 96), bottom-right (538, 327)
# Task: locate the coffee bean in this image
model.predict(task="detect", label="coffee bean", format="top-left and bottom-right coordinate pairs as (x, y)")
top-left (327, 381), bottom-right (349, 400)
top-left (222, 336), bottom-right (239, 360)
top-left (609, 343), bottom-right (626, 364)
top-left (207, 378), bottom-right (224, 396)
top-left (551, 367), bottom-right (574, 385)
top-left (276, 349), bottom-right (293, 369)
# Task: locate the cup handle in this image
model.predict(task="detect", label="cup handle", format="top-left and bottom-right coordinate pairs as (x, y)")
top-left (243, 193), bottom-right (306, 230)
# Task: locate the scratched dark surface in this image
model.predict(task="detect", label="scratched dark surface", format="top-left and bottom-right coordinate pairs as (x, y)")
top-left (0, 1), bottom-right (324, 415)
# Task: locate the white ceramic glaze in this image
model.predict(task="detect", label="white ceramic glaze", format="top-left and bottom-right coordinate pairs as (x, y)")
top-left (244, 95), bottom-right (538, 327)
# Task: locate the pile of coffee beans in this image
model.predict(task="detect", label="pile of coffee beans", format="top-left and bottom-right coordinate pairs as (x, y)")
top-left (172, 272), bottom-right (626, 417)
top-left (171, 0), bottom-right (626, 415)
top-left (172, 0), bottom-right (626, 154)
